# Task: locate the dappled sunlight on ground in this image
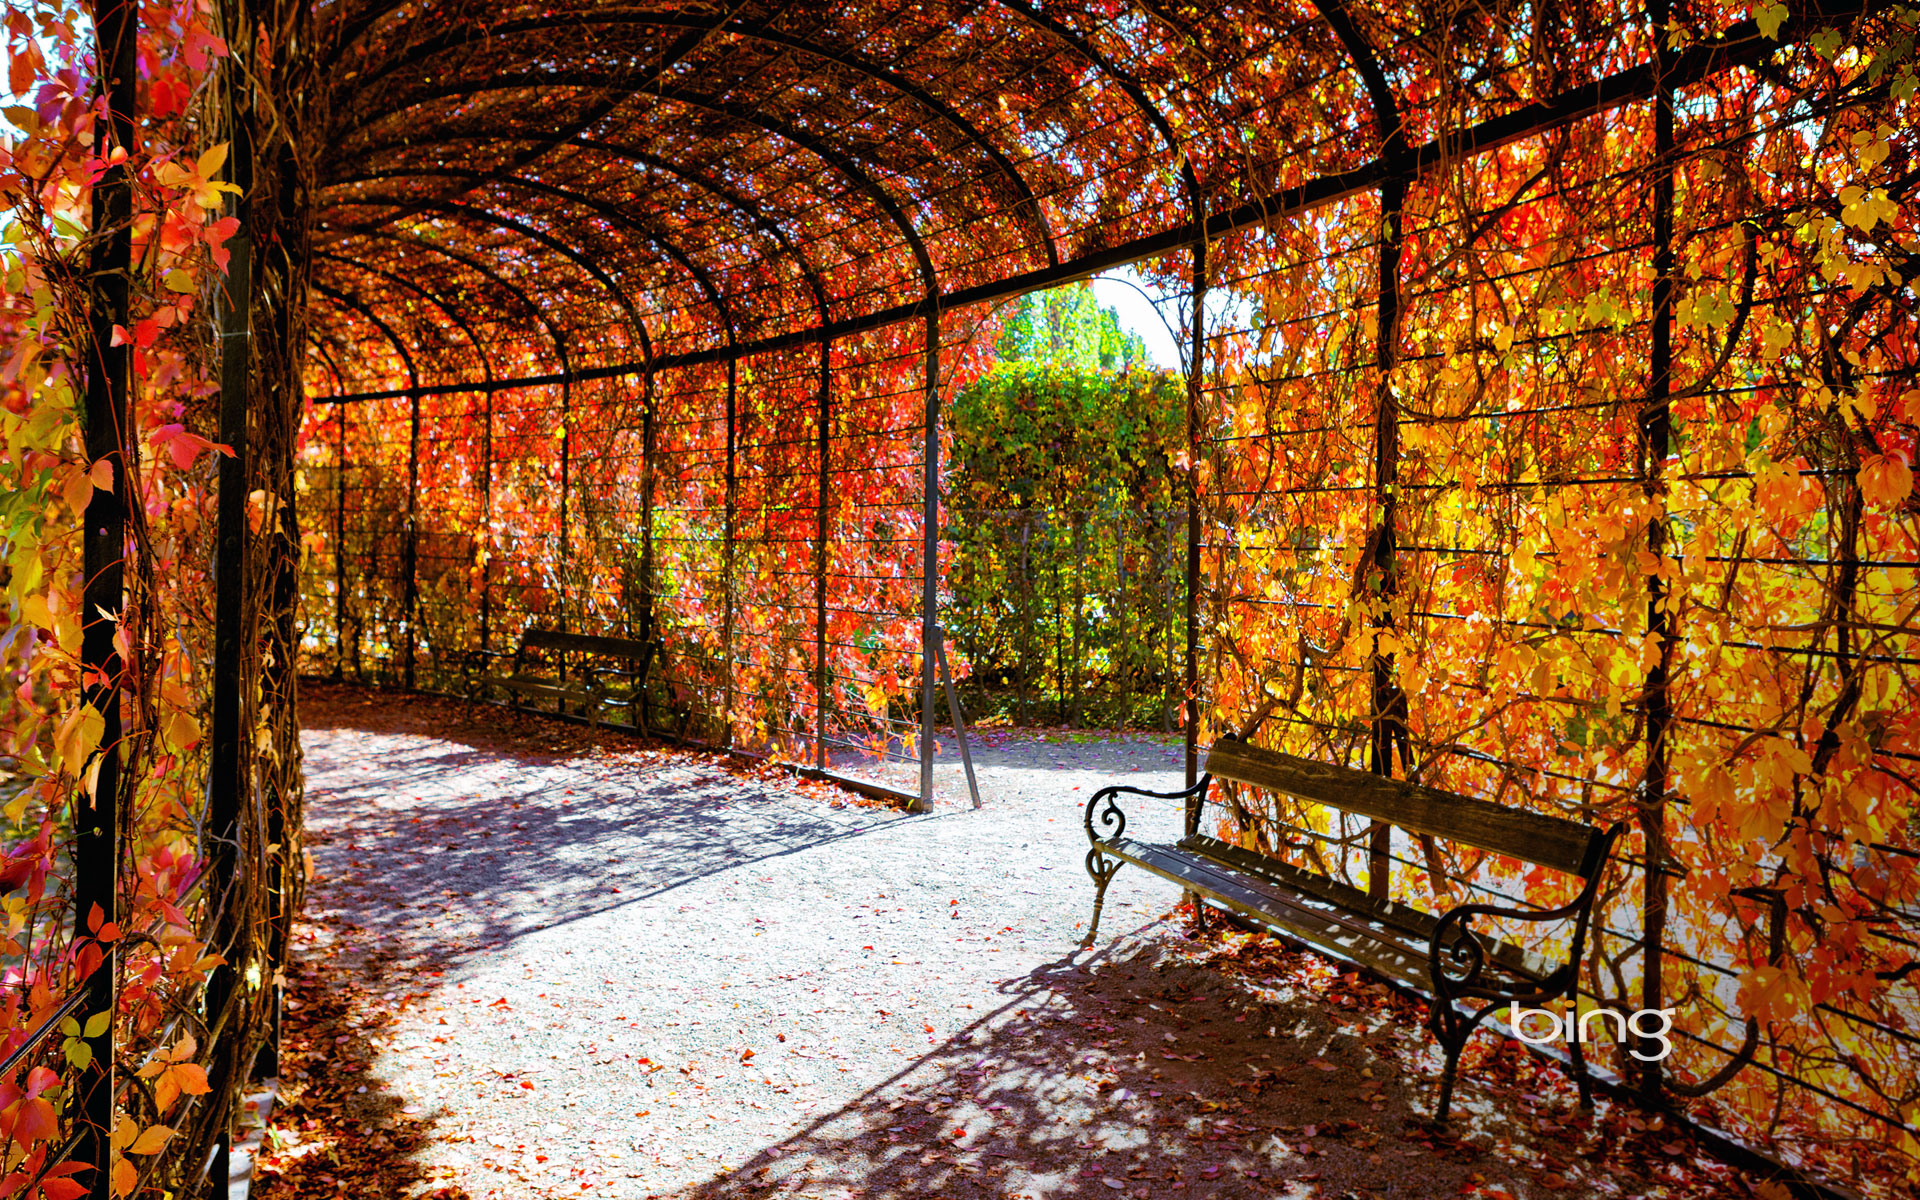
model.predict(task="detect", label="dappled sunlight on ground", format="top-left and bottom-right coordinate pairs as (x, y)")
top-left (255, 685), bottom-right (1769, 1200)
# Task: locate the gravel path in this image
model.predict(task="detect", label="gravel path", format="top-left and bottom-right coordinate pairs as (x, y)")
top-left (262, 685), bottom-right (1761, 1200)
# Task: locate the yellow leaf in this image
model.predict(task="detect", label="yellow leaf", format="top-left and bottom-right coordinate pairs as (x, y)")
top-left (55, 704), bottom-right (104, 779)
top-left (163, 709), bottom-right (201, 752)
top-left (194, 141), bottom-right (229, 182)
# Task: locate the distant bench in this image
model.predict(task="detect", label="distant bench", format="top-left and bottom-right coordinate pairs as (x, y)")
top-left (473, 627), bottom-right (660, 730)
top-left (1079, 735), bottom-right (1622, 1123)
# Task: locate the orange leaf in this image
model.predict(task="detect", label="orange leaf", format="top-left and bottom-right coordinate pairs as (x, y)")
top-left (170, 1063), bottom-right (210, 1097)
top-left (127, 1125), bottom-right (173, 1154)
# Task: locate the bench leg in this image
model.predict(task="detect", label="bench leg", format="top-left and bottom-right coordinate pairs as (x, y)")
top-left (1569, 1020), bottom-right (1594, 1109)
top-left (1081, 847), bottom-right (1123, 949)
top-left (1429, 999), bottom-right (1473, 1126)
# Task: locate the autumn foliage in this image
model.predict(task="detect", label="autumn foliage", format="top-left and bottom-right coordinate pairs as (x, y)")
top-left (1, 0), bottom-right (285, 1195)
top-left (0, 0), bottom-right (1913, 1197)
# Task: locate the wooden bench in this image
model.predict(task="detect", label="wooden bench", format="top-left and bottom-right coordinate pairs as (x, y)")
top-left (473, 628), bottom-right (660, 729)
top-left (1080, 735), bottom-right (1623, 1123)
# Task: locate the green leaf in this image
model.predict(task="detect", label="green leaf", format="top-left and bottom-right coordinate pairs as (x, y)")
top-left (1754, 2), bottom-right (1788, 40)
top-left (84, 1010), bottom-right (111, 1039)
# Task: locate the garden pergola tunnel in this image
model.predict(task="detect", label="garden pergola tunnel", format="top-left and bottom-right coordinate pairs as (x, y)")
top-left (289, 0), bottom-right (1917, 1182)
top-left (38, 0), bottom-right (1918, 1195)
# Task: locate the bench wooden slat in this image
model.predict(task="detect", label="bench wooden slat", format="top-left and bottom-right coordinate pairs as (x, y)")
top-left (1181, 834), bottom-right (1557, 985)
top-left (1104, 838), bottom-right (1437, 986)
top-left (518, 629), bottom-right (654, 660)
top-left (491, 676), bottom-right (589, 697)
top-left (1203, 739), bottom-right (1603, 877)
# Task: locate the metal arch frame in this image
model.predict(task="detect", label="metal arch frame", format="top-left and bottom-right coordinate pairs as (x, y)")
top-left (1305, 0), bottom-right (1410, 895)
top-left (332, 77), bottom-right (942, 292)
top-left (310, 278), bottom-right (421, 395)
top-left (324, 196), bottom-right (661, 361)
top-left (333, 3), bottom-right (1197, 239)
top-left (319, 208), bottom-right (669, 626)
top-left (336, 227), bottom-right (630, 376)
top-left (342, 174), bottom-right (757, 745)
top-left (310, 339), bottom-right (352, 397)
top-left (310, 277), bottom-right (426, 688)
top-left (315, 12), bottom-right (1824, 404)
top-left (1309, 0), bottom-right (1406, 159)
top-left (315, 249), bottom-right (500, 386)
top-left (313, 248), bottom-right (507, 658)
top-left (333, 167), bottom-right (767, 341)
top-left (345, 11), bottom-right (1059, 266)
top-left (991, 0), bottom-right (1201, 220)
top-left (340, 131), bottom-right (848, 317)
top-left (341, 17), bottom-right (725, 236)
top-left (329, 224), bottom-right (667, 660)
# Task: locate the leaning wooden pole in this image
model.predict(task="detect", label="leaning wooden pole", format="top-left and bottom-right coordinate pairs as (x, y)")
top-left (79, 2), bottom-right (136, 1191)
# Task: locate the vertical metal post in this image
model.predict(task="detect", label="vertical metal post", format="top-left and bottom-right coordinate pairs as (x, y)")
top-left (1165, 511), bottom-right (1178, 732)
top-left (404, 388), bottom-right (420, 689)
top-left (1367, 172), bottom-right (1407, 902)
top-left (1640, 4), bottom-right (1676, 1098)
top-left (479, 383), bottom-right (494, 659)
top-left (637, 367), bottom-right (656, 730)
top-left (814, 337), bottom-right (831, 770)
top-left (558, 380), bottom-right (571, 633)
top-left (721, 355), bottom-right (738, 747)
top-left (334, 404), bottom-right (347, 678)
top-left (1183, 241), bottom-right (1206, 787)
top-left (918, 309), bottom-right (941, 810)
top-left (80, 3), bottom-right (134, 1192)
top-left (1070, 514), bottom-right (1086, 728)
top-left (1018, 513), bottom-right (1033, 727)
top-left (1114, 509), bottom-right (1127, 717)
top-left (206, 75), bottom-right (254, 1199)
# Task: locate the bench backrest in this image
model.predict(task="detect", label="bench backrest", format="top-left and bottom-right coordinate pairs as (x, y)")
top-left (519, 628), bottom-right (656, 662)
top-left (1203, 738), bottom-right (1607, 879)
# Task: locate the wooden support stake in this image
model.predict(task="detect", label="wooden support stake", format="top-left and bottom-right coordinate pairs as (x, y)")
top-left (934, 629), bottom-right (981, 809)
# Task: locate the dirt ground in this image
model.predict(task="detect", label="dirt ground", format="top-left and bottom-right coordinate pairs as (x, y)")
top-left (252, 683), bottom-right (1771, 1200)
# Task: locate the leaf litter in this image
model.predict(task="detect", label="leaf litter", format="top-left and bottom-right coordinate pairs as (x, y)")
top-left (255, 683), bottom-right (1784, 1200)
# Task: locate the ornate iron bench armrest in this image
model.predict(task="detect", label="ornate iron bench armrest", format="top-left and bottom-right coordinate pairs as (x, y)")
top-left (1083, 778), bottom-right (1209, 846)
top-left (1427, 821), bottom-right (1625, 1003)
